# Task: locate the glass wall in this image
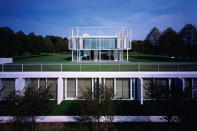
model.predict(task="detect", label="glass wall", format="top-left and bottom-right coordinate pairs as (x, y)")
top-left (78, 78), bottom-right (92, 98)
top-left (116, 78), bottom-right (130, 99)
top-left (193, 78), bottom-right (197, 99)
top-left (80, 50), bottom-right (91, 60)
top-left (184, 78), bottom-right (192, 99)
top-left (83, 38), bottom-right (117, 49)
top-left (0, 78), bottom-right (15, 99)
top-left (47, 78), bottom-right (57, 99)
top-left (25, 78), bottom-right (38, 92)
top-left (143, 78), bottom-right (169, 99)
top-left (39, 78), bottom-right (46, 95)
top-left (67, 78), bottom-right (76, 98)
top-left (73, 50), bottom-right (77, 61)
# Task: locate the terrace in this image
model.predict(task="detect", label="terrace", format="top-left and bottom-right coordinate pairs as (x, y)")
top-left (1, 62), bottom-right (197, 72)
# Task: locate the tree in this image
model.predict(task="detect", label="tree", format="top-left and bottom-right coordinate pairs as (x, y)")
top-left (159, 27), bottom-right (184, 57)
top-left (145, 27), bottom-right (161, 46)
top-left (179, 24), bottom-right (197, 46)
top-left (74, 83), bottom-right (115, 131)
top-left (42, 37), bottom-right (54, 53)
top-left (11, 85), bottom-right (52, 131)
top-left (179, 24), bottom-right (197, 58)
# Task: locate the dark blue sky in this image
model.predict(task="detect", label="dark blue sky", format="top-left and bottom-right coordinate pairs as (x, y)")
top-left (0, 0), bottom-right (196, 40)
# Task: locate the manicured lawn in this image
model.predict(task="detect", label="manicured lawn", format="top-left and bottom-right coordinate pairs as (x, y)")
top-left (13, 53), bottom-right (196, 63)
top-left (0, 53), bottom-right (195, 72)
top-left (1, 63), bottom-right (197, 72)
top-left (14, 53), bottom-right (72, 62)
top-left (124, 53), bottom-right (197, 62)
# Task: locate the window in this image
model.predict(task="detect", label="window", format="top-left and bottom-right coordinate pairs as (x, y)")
top-left (67, 78), bottom-right (76, 98)
top-left (143, 78), bottom-right (169, 99)
top-left (91, 38), bottom-right (97, 49)
top-left (105, 78), bottom-right (114, 97)
top-left (47, 78), bottom-right (57, 99)
top-left (103, 38), bottom-right (110, 49)
top-left (110, 38), bottom-right (116, 49)
top-left (193, 78), bottom-right (197, 99)
top-left (25, 78), bottom-right (38, 92)
top-left (78, 78), bottom-right (92, 98)
top-left (39, 78), bottom-right (46, 95)
top-left (105, 78), bottom-right (114, 90)
top-left (116, 78), bottom-right (130, 99)
top-left (184, 79), bottom-right (192, 99)
top-left (83, 38), bottom-right (91, 49)
top-left (0, 78), bottom-right (15, 99)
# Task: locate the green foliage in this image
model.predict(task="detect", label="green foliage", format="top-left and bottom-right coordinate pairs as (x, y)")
top-left (159, 27), bottom-right (184, 57)
top-left (0, 26), bottom-right (69, 57)
top-left (10, 86), bottom-right (53, 131)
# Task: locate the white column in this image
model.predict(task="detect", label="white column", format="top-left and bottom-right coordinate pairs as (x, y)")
top-left (57, 77), bottom-right (63, 104)
top-left (15, 78), bottom-right (25, 96)
top-left (92, 78), bottom-right (94, 98)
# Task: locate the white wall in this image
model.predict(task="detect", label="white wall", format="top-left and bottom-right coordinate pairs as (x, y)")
top-left (0, 58), bottom-right (13, 64)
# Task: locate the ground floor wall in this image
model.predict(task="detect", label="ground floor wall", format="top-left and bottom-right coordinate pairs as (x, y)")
top-left (0, 72), bottom-right (197, 104)
top-left (72, 50), bottom-right (128, 61)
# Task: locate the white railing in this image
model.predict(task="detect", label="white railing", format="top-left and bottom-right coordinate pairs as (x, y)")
top-left (1, 62), bottom-right (197, 72)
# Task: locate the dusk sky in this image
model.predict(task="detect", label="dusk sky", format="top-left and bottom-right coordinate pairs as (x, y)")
top-left (0, 0), bottom-right (196, 40)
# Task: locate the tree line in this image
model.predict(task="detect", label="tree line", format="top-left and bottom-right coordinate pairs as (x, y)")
top-left (131, 24), bottom-right (197, 58)
top-left (0, 26), bottom-right (69, 57)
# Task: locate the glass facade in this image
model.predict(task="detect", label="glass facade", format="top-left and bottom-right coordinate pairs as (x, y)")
top-left (0, 78), bottom-right (15, 99)
top-left (25, 78), bottom-right (38, 92)
top-left (39, 78), bottom-right (46, 95)
top-left (143, 78), bottom-right (169, 99)
top-left (67, 78), bottom-right (76, 98)
top-left (25, 78), bottom-right (57, 99)
top-left (78, 78), bottom-right (92, 98)
top-left (116, 78), bottom-right (130, 99)
top-left (193, 79), bottom-right (197, 99)
top-left (47, 78), bottom-right (57, 99)
top-left (74, 50), bottom-right (120, 61)
top-left (83, 38), bottom-right (117, 49)
top-left (184, 79), bottom-right (192, 99)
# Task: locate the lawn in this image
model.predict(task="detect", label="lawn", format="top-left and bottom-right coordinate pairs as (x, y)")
top-left (0, 53), bottom-right (195, 72)
top-left (124, 53), bottom-right (196, 62)
top-left (14, 53), bottom-right (72, 63)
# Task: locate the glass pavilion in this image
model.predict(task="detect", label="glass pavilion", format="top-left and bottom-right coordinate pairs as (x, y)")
top-left (69, 27), bottom-right (131, 62)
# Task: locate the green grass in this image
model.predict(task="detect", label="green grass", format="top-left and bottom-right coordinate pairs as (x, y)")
top-left (13, 53), bottom-right (196, 63)
top-left (2, 63), bottom-right (197, 72)
top-left (14, 53), bottom-right (72, 62)
top-left (124, 53), bottom-right (196, 62)
top-left (0, 53), bottom-right (194, 72)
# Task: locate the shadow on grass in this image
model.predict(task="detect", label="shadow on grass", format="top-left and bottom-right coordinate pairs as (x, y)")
top-left (14, 54), bottom-right (51, 60)
top-left (64, 57), bottom-right (72, 61)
